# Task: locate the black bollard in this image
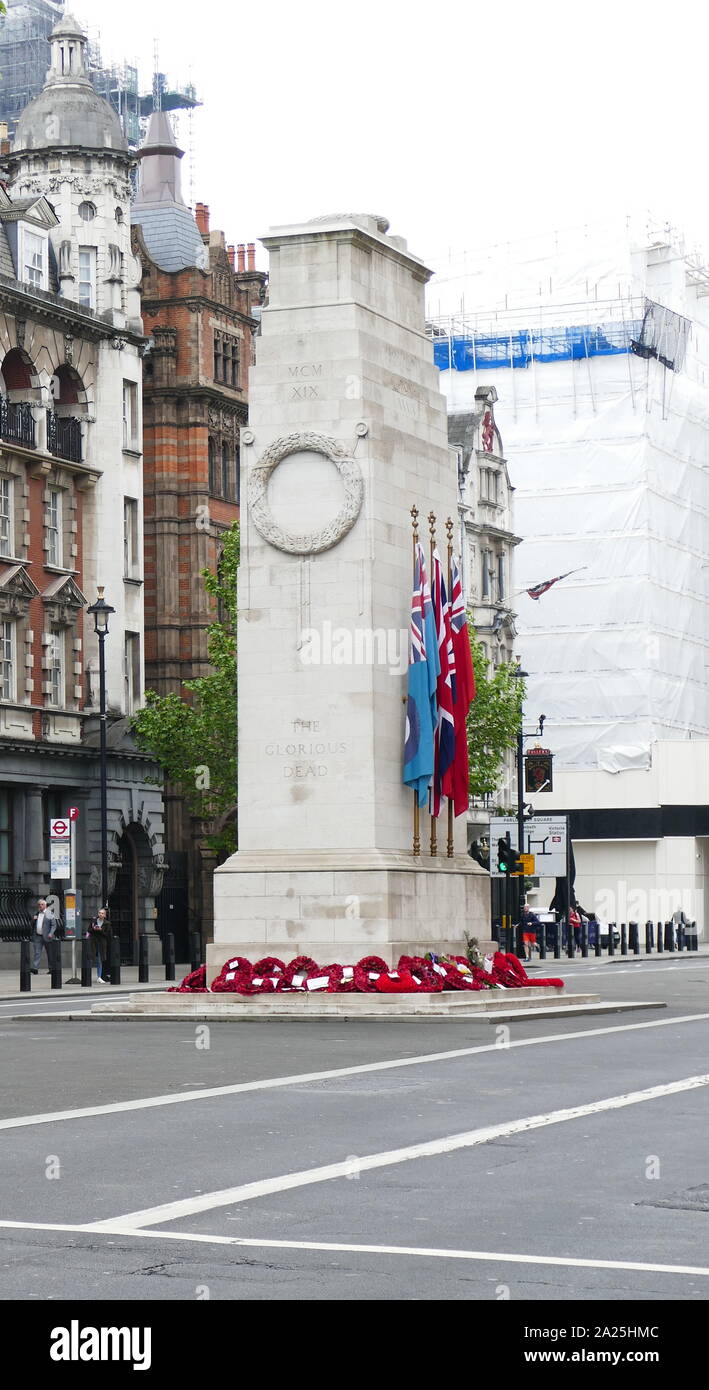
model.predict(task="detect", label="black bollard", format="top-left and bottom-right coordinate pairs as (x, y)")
top-left (567, 920), bottom-right (574, 959)
top-left (620, 923), bottom-right (628, 956)
top-left (165, 932), bottom-right (176, 982)
top-left (81, 936), bottom-right (92, 988)
top-left (665, 921), bottom-right (674, 952)
top-left (109, 936), bottom-right (121, 986)
top-left (190, 931), bottom-right (202, 974)
top-left (49, 938), bottom-right (62, 989)
top-left (20, 939), bottom-right (31, 993)
top-left (553, 921), bottom-right (560, 960)
top-left (691, 920), bottom-right (699, 952)
top-left (594, 920), bottom-right (602, 957)
top-left (657, 921), bottom-right (663, 952)
top-left (138, 933), bottom-right (150, 983)
top-left (630, 921), bottom-right (640, 955)
top-left (539, 922), bottom-right (547, 960)
top-left (677, 923), bottom-right (685, 952)
top-left (608, 922), bottom-right (615, 957)
top-left (581, 919), bottom-right (589, 958)
top-left (645, 920), bottom-right (653, 954)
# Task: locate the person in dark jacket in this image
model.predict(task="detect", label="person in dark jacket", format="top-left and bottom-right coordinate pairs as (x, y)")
top-left (31, 898), bottom-right (59, 973)
top-left (87, 907), bottom-right (111, 983)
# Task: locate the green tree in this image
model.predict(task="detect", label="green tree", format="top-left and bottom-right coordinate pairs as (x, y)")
top-left (132, 522), bottom-right (238, 859)
top-left (466, 626), bottom-right (525, 802)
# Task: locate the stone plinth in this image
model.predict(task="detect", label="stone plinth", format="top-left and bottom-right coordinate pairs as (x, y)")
top-left (214, 213), bottom-right (490, 961)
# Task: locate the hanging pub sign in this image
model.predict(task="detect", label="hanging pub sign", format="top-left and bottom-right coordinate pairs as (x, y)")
top-left (524, 746), bottom-right (553, 794)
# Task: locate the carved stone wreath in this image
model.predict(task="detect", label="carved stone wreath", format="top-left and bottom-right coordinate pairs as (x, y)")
top-left (248, 431), bottom-right (364, 555)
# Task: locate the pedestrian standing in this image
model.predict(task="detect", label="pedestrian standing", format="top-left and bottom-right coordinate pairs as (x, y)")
top-left (87, 908), bottom-right (110, 983)
top-left (519, 902), bottom-right (541, 963)
top-left (31, 898), bottom-right (58, 974)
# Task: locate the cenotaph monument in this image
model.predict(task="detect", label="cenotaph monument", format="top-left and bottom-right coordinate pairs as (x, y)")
top-left (210, 213), bottom-right (489, 973)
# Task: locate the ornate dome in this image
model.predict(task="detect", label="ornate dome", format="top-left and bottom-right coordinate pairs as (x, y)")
top-left (13, 14), bottom-right (127, 156)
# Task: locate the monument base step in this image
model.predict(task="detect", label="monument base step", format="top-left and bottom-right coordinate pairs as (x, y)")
top-left (89, 986), bottom-right (604, 1021)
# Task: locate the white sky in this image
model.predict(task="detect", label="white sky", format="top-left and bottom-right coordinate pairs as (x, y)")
top-left (74, 0), bottom-right (709, 291)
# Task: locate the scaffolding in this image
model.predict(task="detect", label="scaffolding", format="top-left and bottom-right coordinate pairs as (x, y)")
top-left (0, 0), bottom-right (199, 148)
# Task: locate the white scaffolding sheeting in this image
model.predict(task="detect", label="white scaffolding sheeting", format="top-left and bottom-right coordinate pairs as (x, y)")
top-left (430, 223), bottom-right (709, 771)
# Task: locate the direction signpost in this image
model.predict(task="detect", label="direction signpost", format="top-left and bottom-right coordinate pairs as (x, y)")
top-left (489, 815), bottom-right (568, 879)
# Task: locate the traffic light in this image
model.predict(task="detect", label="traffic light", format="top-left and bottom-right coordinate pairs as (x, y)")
top-left (497, 838), bottom-right (524, 875)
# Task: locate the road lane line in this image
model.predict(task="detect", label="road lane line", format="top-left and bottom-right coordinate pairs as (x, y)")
top-left (0, 1220), bottom-right (707, 1279)
top-left (1, 1010), bottom-right (708, 1132)
top-left (87, 1072), bottom-right (709, 1231)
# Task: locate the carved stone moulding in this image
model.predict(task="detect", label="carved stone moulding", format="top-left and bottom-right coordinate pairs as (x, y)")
top-left (248, 431), bottom-right (364, 555)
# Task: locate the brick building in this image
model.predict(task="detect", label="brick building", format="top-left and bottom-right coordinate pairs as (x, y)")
top-left (131, 110), bottom-right (265, 950)
top-left (0, 14), bottom-right (166, 961)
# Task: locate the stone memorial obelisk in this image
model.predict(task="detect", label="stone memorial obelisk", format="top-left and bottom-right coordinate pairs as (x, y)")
top-left (211, 214), bottom-right (489, 972)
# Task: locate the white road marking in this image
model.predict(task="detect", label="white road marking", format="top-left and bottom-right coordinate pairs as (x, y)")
top-left (87, 1072), bottom-right (709, 1231)
top-left (0, 1219), bottom-right (707, 1279)
top-left (1, 1010), bottom-right (708, 1133)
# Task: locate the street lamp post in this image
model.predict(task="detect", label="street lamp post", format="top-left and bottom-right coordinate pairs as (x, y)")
top-left (87, 587), bottom-right (115, 911)
top-left (512, 666), bottom-right (528, 932)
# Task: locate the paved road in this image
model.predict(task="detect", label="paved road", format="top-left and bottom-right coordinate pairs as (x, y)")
top-left (1, 956), bottom-right (707, 1301)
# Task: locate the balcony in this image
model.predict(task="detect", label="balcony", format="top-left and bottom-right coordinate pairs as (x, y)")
top-left (0, 399), bottom-right (35, 449)
top-left (47, 411), bottom-right (82, 463)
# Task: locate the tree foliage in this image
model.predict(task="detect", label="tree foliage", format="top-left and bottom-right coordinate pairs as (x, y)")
top-left (466, 626), bottom-right (525, 802)
top-left (132, 523), bottom-right (238, 859)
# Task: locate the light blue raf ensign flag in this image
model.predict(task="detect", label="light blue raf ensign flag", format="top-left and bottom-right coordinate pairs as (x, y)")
top-left (403, 543), bottom-right (440, 806)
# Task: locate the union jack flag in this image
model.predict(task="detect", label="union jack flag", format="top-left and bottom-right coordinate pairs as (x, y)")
top-left (430, 549), bottom-right (455, 819)
top-left (526, 567), bottom-right (585, 600)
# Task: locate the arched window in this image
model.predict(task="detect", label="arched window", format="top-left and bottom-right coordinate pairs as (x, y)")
top-left (221, 442), bottom-right (230, 498)
top-left (208, 437), bottom-right (216, 495)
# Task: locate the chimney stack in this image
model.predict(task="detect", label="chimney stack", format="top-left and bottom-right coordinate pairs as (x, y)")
top-left (195, 202), bottom-right (210, 237)
top-left (227, 244), bottom-right (235, 269)
top-left (247, 243), bottom-right (256, 271)
top-left (237, 244), bottom-right (246, 272)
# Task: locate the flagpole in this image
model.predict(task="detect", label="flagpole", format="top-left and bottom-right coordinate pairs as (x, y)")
top-left (411, 505), bottom-right (420, 857)
top-left (428, 510), bottom-right (437, 857)
top-left (446, 517), bottom-right (455, 859)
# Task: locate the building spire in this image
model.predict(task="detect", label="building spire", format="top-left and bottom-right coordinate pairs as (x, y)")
top-left (135, 110), bottom-right (185, 207)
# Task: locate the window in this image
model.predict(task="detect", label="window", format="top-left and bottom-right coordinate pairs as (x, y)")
top-left (0, 477), bottom-right (13, 557)
top-left (21, 228), bottom-right (47, 289)
top-left (0, 620), bottom-right (15, 700)
top-left (47, 488), bottom-right (62, 567)
top-left (208, 437), bottom-right (217, 494)
top-left (115, 207), bottom-right (124, 225)
top-left (123, 498), bottom-right (139, 578)
top-left (47, 630), bottom-right (65, 707)
top-left (213, 332), bottom-right (240, 385)
top-left (482, 549), bottom-right (493, 600)
top-left (122, 380), bottom-right (138, 449)
top-left (497, 553), bottom-right (505, 601)
top-left (78, 201), bottom-right (96, 222)
top-left (221, 442), bottom-right (230, 498)
top-left (0, 789), bottom-right (11, 878)
top-left (78, 246), bottom-right (97, 309)
top-left (124, 632), bottom-right (141, 714)
top-left (480, 468), bottom-right (499, 504)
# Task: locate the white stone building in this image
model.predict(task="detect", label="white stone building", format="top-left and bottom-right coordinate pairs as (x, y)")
top-left (0, 14), bottom-right (165, 960)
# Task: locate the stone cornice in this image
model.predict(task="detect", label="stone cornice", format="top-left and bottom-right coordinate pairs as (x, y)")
top-left (0, 275), bottom-right (143, 344)
top-left (142, 295), bottom-right (259, 329)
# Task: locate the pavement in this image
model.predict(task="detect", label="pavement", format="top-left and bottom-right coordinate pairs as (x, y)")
top-left (0, 950), bottom-right (707, 1302)
top-left (0, 963), bottom-right (186, 1002)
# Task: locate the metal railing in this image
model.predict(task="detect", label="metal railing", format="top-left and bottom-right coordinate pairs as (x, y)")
top-left (0, 879), bottom-right (34, 941)
top-left (46, 411), bottom-right (82, 463)
top-left (0, 399), bottom-right (35, 449)
top-left (498, 919), bottom-right (700, 960)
